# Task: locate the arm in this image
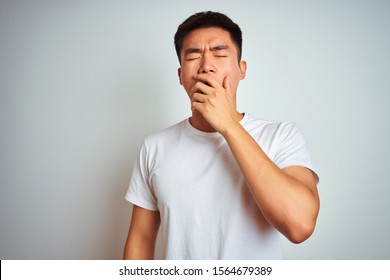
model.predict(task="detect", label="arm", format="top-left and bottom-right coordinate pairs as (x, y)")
top-left (123, 205), bottom-right (161, 259)
top-left (222, 123), bottom-right (319, 243)
top-left (191, 74), bottom-right (320, 243)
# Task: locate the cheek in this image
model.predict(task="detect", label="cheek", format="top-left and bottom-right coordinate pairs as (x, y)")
top-left (181, 75), bottom-right (195, 93)
top-left (219, 61), bottom-right (240, 76)
top-left (228, 65), bottom-right (244, 81)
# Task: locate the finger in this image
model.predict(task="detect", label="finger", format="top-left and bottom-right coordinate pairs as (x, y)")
top-left (193, 74), bottom-right (220, 89)
top-left (191, 97), bottom-right (207, 114)
top-left (196, 81), bottom-right (211, 95)
top-left (191, 101), bottom-right (202, 113)
top-left (192, 92), bottom-right (207, 103)
top-left (190, 80), bottom-right (211, 96)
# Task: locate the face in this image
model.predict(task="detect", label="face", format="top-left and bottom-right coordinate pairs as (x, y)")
top-left (178, 27), bottom-right (246, 99)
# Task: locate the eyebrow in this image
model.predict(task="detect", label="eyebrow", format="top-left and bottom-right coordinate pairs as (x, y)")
top-left (184, 48), bottom-right (202, 55)
top-left (184, 45), bottom-right (230, 55)
top-left (211, 45), bottom-right (229, 51)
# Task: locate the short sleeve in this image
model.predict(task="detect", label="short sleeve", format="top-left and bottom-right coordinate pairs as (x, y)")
top-left (273, 122), bottom-right (319, 180)
top-left (125, 142), bottom-right (158, 211)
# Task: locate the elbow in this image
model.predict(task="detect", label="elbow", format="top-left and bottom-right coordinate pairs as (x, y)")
top-left (286, 219), bottom-right (316, 244)
top-left (286, 201), bottom-right (320, 244)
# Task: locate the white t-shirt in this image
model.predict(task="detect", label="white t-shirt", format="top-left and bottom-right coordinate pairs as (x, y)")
top-left (126, 113), bottom-right (318, 259)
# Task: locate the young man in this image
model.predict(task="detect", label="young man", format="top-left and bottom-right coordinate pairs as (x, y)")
top-left (123, 11), bottom-right (319, 259)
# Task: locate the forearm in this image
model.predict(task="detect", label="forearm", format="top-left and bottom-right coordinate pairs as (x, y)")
top-left (221, 123), bottom-right (319, 243)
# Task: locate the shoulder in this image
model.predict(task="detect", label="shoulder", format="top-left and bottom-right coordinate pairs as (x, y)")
top-left (244, 114), bottom-right (300, 139)
top-left (135, 120), bottom-right (187, 166)
top-left (143, 119), bottom-right (186, 148)
top-left (243, 114), bottom-right (309, 157)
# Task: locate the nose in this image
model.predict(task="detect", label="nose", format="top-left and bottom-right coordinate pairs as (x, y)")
top-left (198, 53), bottom-right (215, 74)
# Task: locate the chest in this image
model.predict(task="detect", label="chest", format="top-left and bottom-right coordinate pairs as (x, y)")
top-left (150, 139), bottom-right (245, 211)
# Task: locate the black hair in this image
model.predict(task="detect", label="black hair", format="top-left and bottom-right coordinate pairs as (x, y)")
top-left (174, 11), bottom-right (242, 64)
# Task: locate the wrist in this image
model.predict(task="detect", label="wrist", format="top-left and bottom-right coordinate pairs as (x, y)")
top-left (220, 119), bottom-right (244, 139)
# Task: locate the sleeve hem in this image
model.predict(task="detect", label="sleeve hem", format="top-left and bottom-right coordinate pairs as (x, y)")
top-left (279, 162), bottom-right (320, 183)
top-left (125, 194), bottom-right (159, 211)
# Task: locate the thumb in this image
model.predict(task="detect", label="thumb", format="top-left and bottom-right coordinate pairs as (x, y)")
top-left (223, 76), bottom-right (233, 97)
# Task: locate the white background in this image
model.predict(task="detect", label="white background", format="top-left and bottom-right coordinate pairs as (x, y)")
top-left (1, 0), bottom-right (389, 259)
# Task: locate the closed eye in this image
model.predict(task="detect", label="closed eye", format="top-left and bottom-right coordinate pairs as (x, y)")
top-left (186, 56), bottom-right (201, 61)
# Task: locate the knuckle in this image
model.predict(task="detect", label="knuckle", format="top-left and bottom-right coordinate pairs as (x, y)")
top-left (211, 90), bottom-right (218, 98)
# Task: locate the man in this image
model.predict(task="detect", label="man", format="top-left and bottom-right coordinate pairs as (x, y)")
top-left (123, 11), bottom-right (319, 260)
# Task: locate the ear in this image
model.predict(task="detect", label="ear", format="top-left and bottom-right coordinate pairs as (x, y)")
top-left (178, 68), bottom-right (183, 85)
top-left (239, 60), bottom-right (247, 80)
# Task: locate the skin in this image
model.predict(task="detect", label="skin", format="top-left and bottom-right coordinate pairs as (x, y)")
top-left (123, 27), bottom-right (320, 259)
top-left (178, 27), bottom-right (247, 133)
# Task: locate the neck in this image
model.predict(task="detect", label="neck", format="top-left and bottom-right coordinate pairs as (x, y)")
top-left (189, 113), bottom-right (216, 133)
top-left (189, 111), bottom-right (244, 133)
